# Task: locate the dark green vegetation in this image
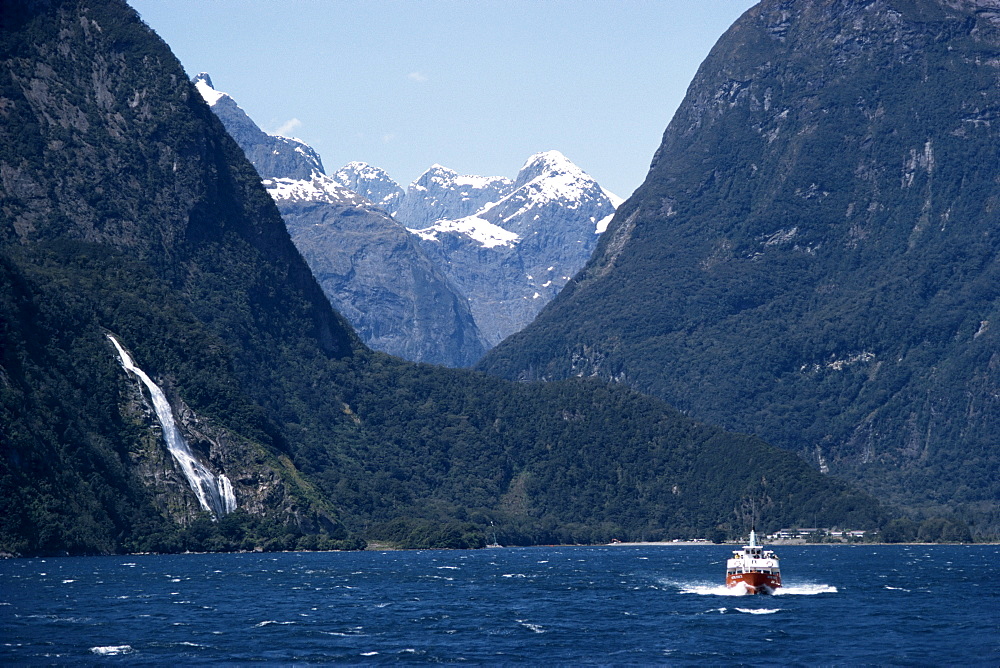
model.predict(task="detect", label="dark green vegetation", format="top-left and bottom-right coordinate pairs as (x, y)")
top-left (481, 0), bottom-right (1000, 535)
top-left (0, 0), bottom-right (893, 555)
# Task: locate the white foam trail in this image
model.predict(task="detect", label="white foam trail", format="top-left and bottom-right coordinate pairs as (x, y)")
top-left (668, 580), bottom-right (836, 596)
top-left (674, 581), bottom-right (751, 596)
top-left (108, 335), bottom-right (235, 518)
top-left (736, 607), bottom-right (781, 614)
top-left (773, 583), bottom-right (837, 595)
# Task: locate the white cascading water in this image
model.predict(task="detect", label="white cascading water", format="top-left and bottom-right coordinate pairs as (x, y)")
top-left (107, 335), bottom-right (237, 518)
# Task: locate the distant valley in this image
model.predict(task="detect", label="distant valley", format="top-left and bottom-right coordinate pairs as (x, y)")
top-left (195, 74), bottom-right (620, 366)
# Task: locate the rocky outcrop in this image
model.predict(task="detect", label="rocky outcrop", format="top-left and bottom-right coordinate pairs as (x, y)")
top-left (394, 165), bottom-right (514, 227)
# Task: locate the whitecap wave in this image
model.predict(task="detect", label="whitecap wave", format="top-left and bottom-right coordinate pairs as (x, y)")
top-left (254, 620), bottom-right (296, 627)
top-left (736, 607), bottom-right (781, 614)
top-left (517, 619), bottom-right (545, 633)
top-left (90, 645), bottom-right (132, 656)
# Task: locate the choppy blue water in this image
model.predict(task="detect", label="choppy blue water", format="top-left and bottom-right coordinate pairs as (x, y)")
top-left (2, 544), bottom-right (997, 664)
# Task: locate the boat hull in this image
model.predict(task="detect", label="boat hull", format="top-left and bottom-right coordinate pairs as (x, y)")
top-left (726, 571), bottom-right (781, 595)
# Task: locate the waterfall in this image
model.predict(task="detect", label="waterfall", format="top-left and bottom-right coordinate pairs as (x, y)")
top-left (107, 335), bottom-right (237, 518)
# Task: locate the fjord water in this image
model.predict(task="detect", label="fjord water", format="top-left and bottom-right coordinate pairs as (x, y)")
top-left (2, 545), bottom-right (996, 665)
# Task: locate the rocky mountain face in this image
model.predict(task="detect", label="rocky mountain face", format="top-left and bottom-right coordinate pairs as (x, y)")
top-left (193, 75), bottom-right (486, 367)
top-left (332, 154), bottom-right (622, 348)
top-left (273, 193), bottom-right (488, 367)
top-left (0, 0), bottom-right (887, 555)
top-left (481, 0), bottom-right (1000, 532)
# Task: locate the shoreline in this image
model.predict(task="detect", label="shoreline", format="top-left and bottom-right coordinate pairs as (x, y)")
top-left (605, 540), bottom-right (997, 547)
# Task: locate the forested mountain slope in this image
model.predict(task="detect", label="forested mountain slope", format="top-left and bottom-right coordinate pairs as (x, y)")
top-left (480, 0), bottom-right (1000, 532)
top-left (0, 0), bottom-right (887, 556)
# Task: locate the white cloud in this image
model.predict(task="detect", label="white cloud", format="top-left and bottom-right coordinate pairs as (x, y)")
top-left (273, 118), bottom-right (302, 137)
top-left (382, 133), bottom-right (396, 144)
top-left (407, 71), bottom-right (428, 83)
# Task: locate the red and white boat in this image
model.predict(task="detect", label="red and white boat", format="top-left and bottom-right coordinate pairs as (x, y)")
top-left (726, 530), bottom-right (782, 594)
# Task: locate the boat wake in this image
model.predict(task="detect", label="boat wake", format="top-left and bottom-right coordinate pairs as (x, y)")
top-left (774, 583), bottom-right (837, 595)
top-left (675, 582), bottom-right (751, 596)
top-left (665, 580), bottom-right (836, 596)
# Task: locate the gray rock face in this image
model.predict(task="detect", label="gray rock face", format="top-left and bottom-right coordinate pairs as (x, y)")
top-left (195, 75), bottom-right (486, 367)
top-left (278, 200), bottom-right (485, 367)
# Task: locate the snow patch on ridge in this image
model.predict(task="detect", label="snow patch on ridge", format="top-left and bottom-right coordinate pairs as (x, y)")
top-left (409, 215), bottom-right (520, 249)
top-left (595, 213), bottom-right (615, 234)
top-left (264, 174), bottom-right (366, 206)
top-left (416, 164), bottom-right (513, 193)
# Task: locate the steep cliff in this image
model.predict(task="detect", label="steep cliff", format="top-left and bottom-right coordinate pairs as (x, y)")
top-left (481, 0), bottom-right (1000, 529)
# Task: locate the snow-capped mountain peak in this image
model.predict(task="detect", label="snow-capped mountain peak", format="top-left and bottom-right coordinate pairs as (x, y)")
top-left (402, 152), bottom-right (622, 346)
top-left (193, 72), bottom-right (227, 107)
top-left (331, 162), bottom-right (404, 214)
top-left (406, 165), bottom-right (514, 201)
top-left (513, 150), bottom-right (578, 187)
top-left (394, 165), bottom-right (514, 228)
top-left (405, 151), bottom-right (620, 249)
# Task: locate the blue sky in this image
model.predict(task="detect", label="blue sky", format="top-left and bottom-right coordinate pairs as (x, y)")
top-left (128, 0), bottom-right (757, 199)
